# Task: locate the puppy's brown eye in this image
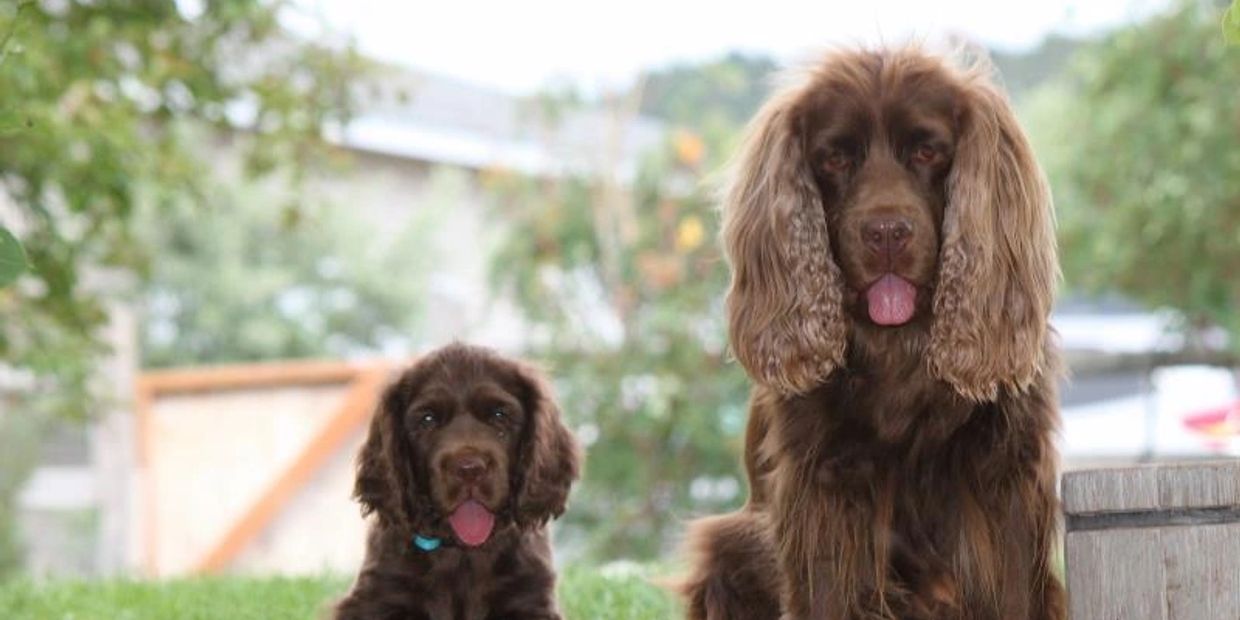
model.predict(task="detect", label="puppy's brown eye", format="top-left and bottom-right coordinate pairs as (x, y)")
top-left (912, 144), bottom-right (940, 165)
top-left (418, 411), bottom-right (438, 428)
top-left (491, 408), bottom-right (508, 421)
top-left (823, 151), bottom-right (851, 172)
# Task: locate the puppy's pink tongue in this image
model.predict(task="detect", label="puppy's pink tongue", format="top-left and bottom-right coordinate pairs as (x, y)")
top-left (866, 274), bottom-right (917, 326)
top-left (448, 500), bottom-right (495, 547)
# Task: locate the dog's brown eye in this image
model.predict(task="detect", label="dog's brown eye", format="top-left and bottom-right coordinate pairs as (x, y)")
top-left (418, 411), bottom-right (438, 428)
top-left (912, 144), bottom-right (940, 165)
top-left (491, 408), bottom-right (508, 421)
top-left (823, 151), bottom-right (851, 172)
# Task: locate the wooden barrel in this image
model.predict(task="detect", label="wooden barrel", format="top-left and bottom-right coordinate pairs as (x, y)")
top-left (1062, 460), bottom-right (1240, 620)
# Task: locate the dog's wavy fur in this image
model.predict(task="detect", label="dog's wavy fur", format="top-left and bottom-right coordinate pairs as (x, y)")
top-left (680, 47), bottom-right (1065, 620)
top-left (334, 344), bottom-right (581, 620)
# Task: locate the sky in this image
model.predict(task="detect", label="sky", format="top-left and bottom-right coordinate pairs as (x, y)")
top-left (287, 0), bottom-right (1168, 95)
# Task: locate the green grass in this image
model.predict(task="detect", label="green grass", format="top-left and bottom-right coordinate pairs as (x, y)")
top-left (0, 574), bottom-right (349, 620)
top-left (559, 564), bottom-right (681, 619)
top-left (0, 564), bottom-right (681, 619)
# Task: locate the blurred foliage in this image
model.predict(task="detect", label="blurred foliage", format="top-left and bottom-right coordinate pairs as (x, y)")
top-left (989, 34), bottom-right (1084, 98)
top-left (489, 63), bottom-right (766, 559)
top-left (136, 162), bottom-right (440, 368)
top-left (0, 0), bottom-right (362, 419)
top-left (1027, 0), bottom-right (1240, 348)
top-left (1226, 0), bottom-right (1240, 43)
top-left (639, 52), bottom-right (775, 142)
top-left (0, 0), bottom-right (359, 577)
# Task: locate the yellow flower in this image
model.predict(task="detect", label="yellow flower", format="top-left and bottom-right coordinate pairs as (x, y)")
top-left (676, 216), bottom-right (705, 253)
top-left (672, 129), bottom-right (705, 167)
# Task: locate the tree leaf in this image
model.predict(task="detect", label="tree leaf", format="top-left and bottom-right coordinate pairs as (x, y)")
top-left (0, 226), bottom-right (27, 287)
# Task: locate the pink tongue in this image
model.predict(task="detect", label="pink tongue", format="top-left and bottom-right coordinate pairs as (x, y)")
top-left (448, 500), bottom-right (495, 547)
top-left (865, 274), bottom-right (917, 326)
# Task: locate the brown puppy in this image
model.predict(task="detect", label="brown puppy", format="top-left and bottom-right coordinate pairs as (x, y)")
top-left (334, 344), bottom-right (581, 620)
top-left (680, 47), bottom-right (1064, 620)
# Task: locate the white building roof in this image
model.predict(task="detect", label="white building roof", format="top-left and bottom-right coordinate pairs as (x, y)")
top-left (332, 66), bottom-right (666, 178)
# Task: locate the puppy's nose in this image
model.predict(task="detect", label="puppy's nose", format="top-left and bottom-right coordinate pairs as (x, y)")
top-left (861, 217), bottom-right (913, 257)
top-left (449, 453), bottom-right (489, 483)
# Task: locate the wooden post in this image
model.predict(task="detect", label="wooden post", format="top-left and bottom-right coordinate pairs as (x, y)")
top-left (1062, 461), bottom-right (1240, 620)
top-left (90, 275), bottom-right (141, 575)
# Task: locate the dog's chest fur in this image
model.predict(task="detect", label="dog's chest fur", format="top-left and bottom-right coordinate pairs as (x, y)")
top-left (346, 526), bottom-right (559, 620)
top-left (415, 547), bottom-right (503, 620)
top-left (772, 335), bottom-right (1052, 615)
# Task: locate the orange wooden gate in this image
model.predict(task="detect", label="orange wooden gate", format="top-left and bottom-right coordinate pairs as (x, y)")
top-left (134, 360), bottom-right (393, 576)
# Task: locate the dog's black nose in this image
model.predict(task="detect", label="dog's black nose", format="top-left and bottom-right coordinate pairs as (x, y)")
top-left (450, 453), bottom-right (489, 483)
top-left (861, 216), bottom-right (913, 258)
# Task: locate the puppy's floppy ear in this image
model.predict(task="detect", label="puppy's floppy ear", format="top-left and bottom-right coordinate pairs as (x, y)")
top-left (511, 362), bottom-right (581, 527)
top-left (723, 88), bottom-right (847, 395)
top-left (354, 370), bottom-right (434, 531)
top-left (929, 70), bottom-right (1058, 402)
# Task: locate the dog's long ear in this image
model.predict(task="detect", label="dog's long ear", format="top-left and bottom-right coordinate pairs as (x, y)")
top-left (511, 362), bottom-right (581, 528)
top-left (354, 370), bottom-right (433, 531)
top-left (928, 70), bottom-right (1058, 402)
top-left (723, 88), bottom-right (847, 395)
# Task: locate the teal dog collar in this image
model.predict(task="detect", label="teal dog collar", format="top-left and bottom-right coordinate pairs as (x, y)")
top-left (413, 535), bottom-right (442, 552)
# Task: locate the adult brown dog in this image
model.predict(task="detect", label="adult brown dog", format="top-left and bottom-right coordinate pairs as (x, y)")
top-left (334, 344), bottom-right (580, 620)
top-left (680, 47), bottom-right (1064, 620)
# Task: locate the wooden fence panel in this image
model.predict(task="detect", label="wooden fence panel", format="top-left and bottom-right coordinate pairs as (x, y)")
top-left (1063, 460), bottom-right (1240, 620)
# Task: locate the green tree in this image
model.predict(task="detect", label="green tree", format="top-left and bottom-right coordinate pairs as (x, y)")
top-left (0, 0), bottom-right (359, 576)
top-left (489, 147), bottom-right (751, 561)
top-left (1028, 1), bottom-right (1240, 350)
top-left (489, 60), bottom-right (776, 558)
top-left (639, 52), bottom-right (776, 132)
top-left (989, 34), bottom-right (1084, 98)
top-left (136, 173), bottom-right (439, 368)
top-left (1225, 0), bottom-right (1240, 43)
top-left (0, 0), bottom-right (360, 418)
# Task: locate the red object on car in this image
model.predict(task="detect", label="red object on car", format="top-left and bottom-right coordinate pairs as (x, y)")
top-left (1182, 400), bottom-right (1240, 451)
